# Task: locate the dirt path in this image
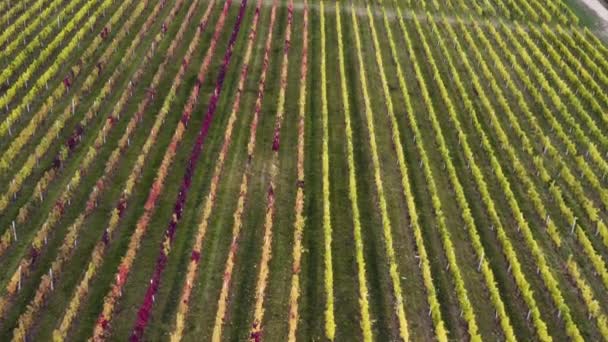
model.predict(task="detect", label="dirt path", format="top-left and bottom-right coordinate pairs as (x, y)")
top-left (576, 0), bottom-right (608, 38)
top-left (241, 0), bottom-right (597, 37)
top-left (578, 0), bottom-right (608, 22)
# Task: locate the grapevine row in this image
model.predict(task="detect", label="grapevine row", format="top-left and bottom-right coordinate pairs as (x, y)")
top-left (286, 0), bottom-right (308, 339)
top-left (90, 1), bottom-right (230, 339)
top-left (395, 4), bottom-right (522, 340)
top-left (0, 0), bottom-right (142, 215)
top-left (8, 1), bottom-right (190, 339)
top-left (397, 8), bottom-right (553, 341)
top-left (543, 26), bottom-right (608, 99)
top-left (351, 4), bottom-right (414, 340)
top-left (249, 1), bottom-right (294, 340)
top-left (440, 15), bottom-right (608, 336)
top-left (418, 14), bottom-right (584, 340)
top-left (0, 0), bottom-right (49, 50)
top-left (0, 0), bottom-right (156, 251)
top-left (453, 19), bottom-right (608, 292)
top-left (0, 0), bottom-right (167, 315)
top-left (0, 0), bottom-right (135, 176)
top-left (570, 29), bottom-right (608, 76)
top-left (383, 3), bottom-right (450, 341)
top-left (168, 0), bottom-right (264, 339)
top-left (209, 2), bottom-right (279, 339)
top-left (528, 25), bottom-right (608, 130)
top-left (0, 0), bottom-right (68, 64)
top-left (51, 0), bottom-right (203, 338)
top-left (0, 0), bottom-right (106, 126)
top-left (566, 256), bottom-right (608, 339)
top-left (509, 24), bottom-right (608, 154)
top-left (319, 1), bottom-right (336, 339)
top-left (487, 23), bottom-right (608, 247)
top-left (334, 2), bottom-right (372, 340)
top-left (129, 1), bottom-right (248, 339)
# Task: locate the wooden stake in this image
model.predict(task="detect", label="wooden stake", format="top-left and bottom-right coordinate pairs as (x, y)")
top-left (571, 217), bottom-right (577, 235)
top-left (18, 266), bottom-right (22, 292)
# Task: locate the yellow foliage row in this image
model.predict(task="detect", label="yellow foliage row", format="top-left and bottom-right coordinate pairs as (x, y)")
top-left (484, 22), bottom-right (608, 249)
top-left (443, 19), bottom-right (565, 248)
top-left (447, 16), bottom-right (608, 315)
top-left (319, 2), bottom-right (335, 339)
top-left (510, 24), bottom-right (608, 159)
top-left (544, 26), bottom-right (608, 103)
top-left (0, 0), bottom-right (109, 137)
top-left (52, 0), bottom-right (199, 338)
top-left (249, 1), bottom-right (293, 339)
top-left (334, 3), bottom-right (372, 341)
top-left (210, 3), bottom-right (279, 340)
top-left (525, 0), bottom-right (578, 24)
top-left (90, 2), bottom-right (224, 339)
top-left (286, 1), bottom-right (308, 339)
top-left (436, 17), bottom-right (586, 341)
top-left (570, 29), bottom-right (608, 79)
top-left (0, 0), bottom-right (26, 31)
top-left (0, 0), bottom-right (161, 320)
top-left (389, 4), bottom-right (450, 341)
top-left (0, 0), bottom-right (63, 58)
top-left (442, 14), bottom-right (596, 341)
top-left (410, 13), bottom-right (489, 342)
top-left (10, 0), bottom-right (189, 337)
top-left (0, 0), bottom-right (142, 211)
top-left (353, 3), bottom-right (418, 340)
top-left (211, 174), bottom-right (249, 342)
top-left (532, 25), bottom-right (608, 124)
top-left (456, 0), bottom-right (486, 18)
top-left (508, 0), bottom-right (539, 21)
top-left (566, 256), bottom-right (608, 340)
top-left (0, 0), bottom-right (160, 220)
top-left (169, 0), bottom-right (263, 339)
top-left (441, 18), bottom-right (584, 342)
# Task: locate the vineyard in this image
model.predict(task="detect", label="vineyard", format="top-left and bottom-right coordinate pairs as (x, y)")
top-left (1, 0), bottom-right (608, 340)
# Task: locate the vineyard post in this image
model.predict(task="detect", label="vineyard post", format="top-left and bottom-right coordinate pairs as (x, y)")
top-left (12, 221), bottom-right (17, 241)
top-left (571, 217), bottom-right (578, 235)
